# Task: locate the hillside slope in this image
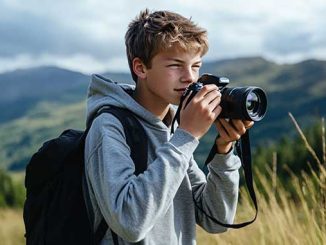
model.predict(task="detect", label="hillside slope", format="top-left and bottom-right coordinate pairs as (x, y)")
top-left (0, 57), bottom-right (325, 170)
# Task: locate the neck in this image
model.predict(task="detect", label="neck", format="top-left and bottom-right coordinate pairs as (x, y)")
top-left (133, 87), bottom-right (170, 121)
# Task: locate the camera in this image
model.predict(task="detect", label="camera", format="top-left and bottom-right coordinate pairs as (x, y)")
top-left (182, 74), bottom-right (267, 121)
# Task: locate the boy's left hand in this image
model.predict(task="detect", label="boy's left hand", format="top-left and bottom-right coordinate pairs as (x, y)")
top-left (214, 119), bottom-right (254, 154)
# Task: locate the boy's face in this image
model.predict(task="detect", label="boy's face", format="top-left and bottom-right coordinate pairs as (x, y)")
top-left (139, 45), bottom-right (202, 108)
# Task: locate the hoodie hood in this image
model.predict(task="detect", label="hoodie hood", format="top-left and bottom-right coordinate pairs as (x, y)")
top-left (86, 74), bottom-right (171, 129)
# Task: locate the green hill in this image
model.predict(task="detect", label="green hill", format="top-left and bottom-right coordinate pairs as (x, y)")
top-left (0, 57), bottom-right (325, 171)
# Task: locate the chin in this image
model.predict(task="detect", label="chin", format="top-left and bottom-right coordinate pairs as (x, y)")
top-left (170, 98), bottom-right (181, 106)
top-left (170, 96), bottom-right (182, 106)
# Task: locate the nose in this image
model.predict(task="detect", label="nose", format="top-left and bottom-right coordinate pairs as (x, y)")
top-left (180, 67), bottom-right (197, 84)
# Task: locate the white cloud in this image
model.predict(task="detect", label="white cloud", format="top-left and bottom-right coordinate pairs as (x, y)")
top-left (0, 0), bottom-right (325, 73)
top-left (0, 53), bottom-right (129, 74)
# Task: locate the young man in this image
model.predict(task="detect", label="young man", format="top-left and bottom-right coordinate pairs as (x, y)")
top-left (84, 9), bottom-right (253, 244)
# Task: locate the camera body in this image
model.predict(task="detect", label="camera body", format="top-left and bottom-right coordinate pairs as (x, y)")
top-left (182, 74), bottom-right (267, 121)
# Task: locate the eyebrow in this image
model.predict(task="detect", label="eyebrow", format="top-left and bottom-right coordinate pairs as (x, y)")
top-left (165, 58), bottom-right (202, 64)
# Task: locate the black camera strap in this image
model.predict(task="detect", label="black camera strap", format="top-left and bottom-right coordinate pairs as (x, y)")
top-left (171, 95), bottom-right (258, 228)
top-left (200, 130), bottom-right (258, 228)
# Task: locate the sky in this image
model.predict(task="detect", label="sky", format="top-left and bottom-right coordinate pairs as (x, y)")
top-left (0, 0), bottom-right (325, 74)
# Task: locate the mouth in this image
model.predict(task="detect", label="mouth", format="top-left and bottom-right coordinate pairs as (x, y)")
top-left (174, 88), bottom-right (187, 92)
top-left (174, 88), bottom-right (187, 96)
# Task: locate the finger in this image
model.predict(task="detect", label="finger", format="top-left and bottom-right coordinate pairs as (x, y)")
top-left (211, 105), bottom-right (222, 120)
top-left (208, 90), bottom-right (222, 103)
top-left (203, 84), bottom-right (219, 92)
top-left (195, 84), bottom-right (219, 99)
top-left (215, 119), bottom-right (231, 141)
top-left (219, 119), bottom-right (242, 141)
top-left (243, 120), bottom-right (254, 129)
top-left (190, 88), bottom-right (221, 112)
top-left (200, 92), bottom-right (222, 121)
top-left (230, 119), bottom-right (246, 135)
top-left (204, 90), bottom-right (221, 107)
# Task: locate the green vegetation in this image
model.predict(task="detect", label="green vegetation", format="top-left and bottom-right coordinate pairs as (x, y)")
top-left (0, 169), bottom-right (24, 208)
top-left (1, 116), bottom-right (325, 244)
top-left (253, 115), bottom-right (325, 189)
top-left (1, 59), bottom-right (326, 172)
top-left (0, 101), bottom-right (85, 171)
top-left (198, 116), bottom-right (326, 244)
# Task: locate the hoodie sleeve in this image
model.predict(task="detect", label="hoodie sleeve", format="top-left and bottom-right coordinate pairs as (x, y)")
top-left (84, 113), bottom-right (199, 242)
top-left (188, 144), bottom-right (241, 233)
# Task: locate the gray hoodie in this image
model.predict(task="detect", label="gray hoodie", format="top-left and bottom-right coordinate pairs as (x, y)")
top-left (84, 74), bottom-right (241, 245)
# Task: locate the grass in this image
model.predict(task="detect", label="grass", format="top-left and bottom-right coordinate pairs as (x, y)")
top-left (5, 162), bottom-right (324, 245)
top-left (0, 209), bottom-right (25, 245)
top-left (197, 163), bottom-right (326, 244)
top-left (197, 115), bottom-right (326, 244)
top-left (1, 116), bottom-right (325, 245)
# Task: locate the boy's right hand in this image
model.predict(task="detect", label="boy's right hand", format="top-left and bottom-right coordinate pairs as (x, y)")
top-left (178, 84), bottom-right (222, 139)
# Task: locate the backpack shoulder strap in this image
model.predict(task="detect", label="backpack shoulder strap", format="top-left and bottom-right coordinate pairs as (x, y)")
top-left (96, 106), bottom-right (148, 175)
top-left (88, 106), bottom-right (148, 244)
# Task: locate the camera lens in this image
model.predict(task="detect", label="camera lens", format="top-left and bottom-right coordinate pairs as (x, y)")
top-left (219, 86), bottom-right (267, 121)
top-left (243, 88), bottom-right (267, 121)
top-left (246, 91), bottom-right (260, 116)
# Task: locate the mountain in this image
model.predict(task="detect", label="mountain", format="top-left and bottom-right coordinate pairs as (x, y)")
top-left (0, 66), bottom-right (88, 123)
top-left (0, 57), bottom-right (325, 171)
top-left (0, 66), bottom-right (133, 123)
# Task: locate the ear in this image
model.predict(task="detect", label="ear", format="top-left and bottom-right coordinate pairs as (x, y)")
top-left (132, 57), bottom-right (147, 80)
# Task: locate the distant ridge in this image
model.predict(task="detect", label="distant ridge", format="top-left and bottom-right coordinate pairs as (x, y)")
top-left (0, 57), bottom-right (325, 170)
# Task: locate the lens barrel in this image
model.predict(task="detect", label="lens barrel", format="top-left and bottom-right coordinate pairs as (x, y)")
top-left (219, 87), bottom-right (267, 121)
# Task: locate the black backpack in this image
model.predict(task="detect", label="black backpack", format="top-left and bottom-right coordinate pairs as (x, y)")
top-left (23, 106), bottom-right (148, 245)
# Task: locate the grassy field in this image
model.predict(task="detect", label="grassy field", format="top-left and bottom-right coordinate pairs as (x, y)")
top-left (197, 167), bottom-right (326, 244)
top-left (1, 118), bottom-right (325, 245)
top-left (2, 162), bottom-right (325, 245)
top-left (0, 208), bottom-right (25, 245)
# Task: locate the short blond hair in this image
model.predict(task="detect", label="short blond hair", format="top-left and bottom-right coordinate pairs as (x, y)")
top-left (125, 9), bottom-right (209, 82)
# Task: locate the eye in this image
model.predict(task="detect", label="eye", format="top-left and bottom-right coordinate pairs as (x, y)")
top-left (167, 64), bottom-right (181, 67)
top-left (192, 64), bottom-right (201, 70)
